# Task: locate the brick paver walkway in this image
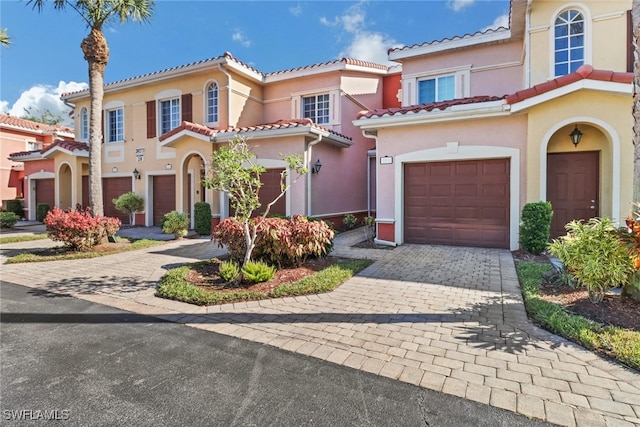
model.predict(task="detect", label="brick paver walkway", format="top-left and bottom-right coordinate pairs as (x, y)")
top-left (1, 229), bottom-right (639, 426)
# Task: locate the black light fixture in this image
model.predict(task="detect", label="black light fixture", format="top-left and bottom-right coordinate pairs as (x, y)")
top-left (132, 168), bottom-right (141, 180)
top-left (569, 125), bottom-right (583, 147)
top-left (312, 159), bottom-right (322, 174)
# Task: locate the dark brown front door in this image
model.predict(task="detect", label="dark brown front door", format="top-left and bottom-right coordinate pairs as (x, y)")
top-left (153, 175), bottom-right (176, 226)
top-left (35, 179), bottom-right (55, 210)
top-left (547, 151), bottom-right (599, 238)
top-left (404, 159), bottom-right (510, 248)
top-left (229, 168), bottom-right (286, 218)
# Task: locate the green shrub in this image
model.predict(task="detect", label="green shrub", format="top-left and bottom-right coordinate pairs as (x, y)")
top-left (6, 199), bottom-right (23, 218)
top-left (0, 211), bottom-right (20, 229)
top-left (219, 260), bottom-right (239, 282)
top-left (242, 260), bottom-right (276, 284)
top-left (113, 192), bottom-right (144, 225)
top-left (343, 213), bottom-right (357, 230)
top-left (161, 211), bottom-right (189, 238)
top-left (36, 203), bottom-right (50, 222)
top-left (548, 217), bottom-right (633, 303)
top-left (194, 202), bottom-right (212, 235)
top-left (519, 201), bottom-right (553, 255)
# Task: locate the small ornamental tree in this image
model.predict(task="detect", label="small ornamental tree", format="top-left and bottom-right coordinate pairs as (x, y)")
top-left (204, 135), bottom-right (307, 276)
top-left (113, 191), bottom-right (144, 225)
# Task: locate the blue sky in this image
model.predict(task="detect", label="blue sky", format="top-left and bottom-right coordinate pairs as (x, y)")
top-left (0, 0), bottom-right (510, 125)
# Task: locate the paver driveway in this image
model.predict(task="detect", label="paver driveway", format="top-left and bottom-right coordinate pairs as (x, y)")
top-left (1, 229), bottom-right (639, 426)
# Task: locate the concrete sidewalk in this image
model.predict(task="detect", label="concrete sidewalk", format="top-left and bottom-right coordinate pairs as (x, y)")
top-left (1, 228), bottom-right (639, 426)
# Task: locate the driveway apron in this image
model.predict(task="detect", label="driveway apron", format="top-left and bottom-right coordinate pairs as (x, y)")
top-left (1, 229), bottom-right (639, 426)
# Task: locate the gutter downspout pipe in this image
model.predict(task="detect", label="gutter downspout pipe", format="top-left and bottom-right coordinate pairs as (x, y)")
top-left (306, 135), bottom-right (322, 216)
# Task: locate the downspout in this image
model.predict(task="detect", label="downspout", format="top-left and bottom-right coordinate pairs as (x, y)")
top-left (306, 135), bottom-right (322, 216)
top-left (525, 0), bottom-right (533, 88)
top-left (361, 130), bottom-right (378, 218)
top-left (218, 63), bottom-right (232, 128)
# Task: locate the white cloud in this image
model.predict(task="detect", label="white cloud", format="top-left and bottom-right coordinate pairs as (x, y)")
top-left (232, 31), bottom-right (252, 48)
top-left (482, 13), bottom-right (510, 31)
top-left (289, 3), bottom-right (302, 16)
top-left (0, 81), bottom-right (88, 127)
top-left (322, 1), bottom-right (399, 66)
top-left (448, 0), bottom-right (475, 12)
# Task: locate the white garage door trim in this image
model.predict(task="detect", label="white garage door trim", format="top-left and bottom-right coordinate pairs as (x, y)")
top-left (394, 144), bottom-right (520, 250)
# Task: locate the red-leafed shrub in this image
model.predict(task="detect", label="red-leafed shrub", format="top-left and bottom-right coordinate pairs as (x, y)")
top-left (212, 215), bottom-right (334, 267)
top-left (44, 207), bottom-right (121, 251)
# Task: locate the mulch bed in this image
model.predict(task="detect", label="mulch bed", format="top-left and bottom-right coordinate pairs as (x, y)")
top-left (512, 250), bottom-right (640, 331)
top-left (186, 256), bottom-right (348, 294)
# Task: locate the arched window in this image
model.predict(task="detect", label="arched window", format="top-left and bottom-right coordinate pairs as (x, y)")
top-left (80, 107), bottom-right (89, 141)
top-left (554, 9), bottom-right (585, 76)
top-left (206, 82), bottom-right (218, 124)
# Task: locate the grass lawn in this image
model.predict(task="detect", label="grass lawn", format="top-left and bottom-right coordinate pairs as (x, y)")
top-left (156, 257), bottom-right (372, 306)
top-left (0, 234), bottom-right (49, 244)
top-left (4, 238), bottom-right (165, 264)
top-left (516, 261), bottom-right (640, 371)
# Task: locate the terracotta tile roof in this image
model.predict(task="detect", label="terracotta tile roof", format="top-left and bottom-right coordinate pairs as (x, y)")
top-left (160, 118), bottom-right (352, 144)
top-left (215, 118), bottom-right (352, 141)
top-left (356, 95), bottom-right (506, 119)
top-left (265, 58), bottom-right (391, 76)
top-left (0, 114), bottom-right (74, 134)
top-left (159, 121), bottom-right (215, 142)
top-left (506, 65), bottom-right (632, 104)
top-left (387, 27), bottom-right (510, 55)
top-left (43, 140), bottom-right (89, 154)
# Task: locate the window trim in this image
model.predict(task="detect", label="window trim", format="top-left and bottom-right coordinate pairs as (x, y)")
top-left (79, 107), bottom-right (89, 141)
top-left (158, 97), bottom-right (181, 136)
top-left (204, 80), bottom-right (219, 126)
top-left (103, 101), bottom-right (125, 144)
top-left (402, 66), bottom-right (470, 106)
top-left (549, 5), bottom-right (592, 78)
top-left (291, 88), bottom-right (340, 126)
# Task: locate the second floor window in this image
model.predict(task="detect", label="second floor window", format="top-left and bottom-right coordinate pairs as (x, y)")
top-left (160, 98), bottom-right (180, 135)
top-left (554, 10), bottom-right (584, 76)
top-left (207, 82), bottom-right (218, 123)
top-left (303, 94), bottom-right (330, 124)
top-left (80, 107), bottom-right (88, 141)
top-left (418, 75), bottom-right (455, 104)
top-left (106, 108), bottom-right (123, 143)
top-left (26, 141), bottom-right (42, 151)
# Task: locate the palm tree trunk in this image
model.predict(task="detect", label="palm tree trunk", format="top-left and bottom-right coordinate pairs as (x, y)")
top-left (82, 28), bottom-right (109, 218)
top-left (633, 1), bottom-right (640, 204)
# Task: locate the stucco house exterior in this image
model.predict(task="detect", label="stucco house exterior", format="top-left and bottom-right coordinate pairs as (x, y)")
top-left (353, 0), bottom-right (633, 250)
top-left (1, 114), bottom-right (74, 214)
top-left (11, 53), bottom-right (400, 227)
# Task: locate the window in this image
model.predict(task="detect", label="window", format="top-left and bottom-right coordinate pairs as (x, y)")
top-left (418, 75), bottom-right (455, 104)
top-left (26, 141), bottom-right (41, 151)
top-left (206, 82), bottom-right (218, 123)
top-left (80, 107), bottom-right (88, 141)
top-left (554, 10), bottom-right (584, 76)
top-left (160, 98), bottom-right (180, 135)
top-left (303, 94), bottom-right (330, 124)
top-left (106, 108), bottom-right (124, 143)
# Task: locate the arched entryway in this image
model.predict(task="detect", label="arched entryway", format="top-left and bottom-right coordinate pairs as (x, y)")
top-left (58, 163), bottom-right (73, 210)
top-left (181, 152), bottom-right (208, 229)
top-left (542, 119), bottom-right (619, 238)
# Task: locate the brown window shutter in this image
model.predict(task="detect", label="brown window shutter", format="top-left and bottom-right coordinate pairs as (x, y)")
top-left (628, 10), bottom-right (634, 73)
top-left (101, 111), bottom-right (105, 143)
top-left (182, 93), bottom-right (193, 123)
top-left (146, 101), bottom-right (156, 138)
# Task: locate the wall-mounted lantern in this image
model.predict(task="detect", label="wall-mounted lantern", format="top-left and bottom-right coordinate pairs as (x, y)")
top-left (312, 159), bottom-right (322, 175)
top-left (570, 125), bottom-right (583, 147)
top-left (132, 168), bottom-right (141, 180)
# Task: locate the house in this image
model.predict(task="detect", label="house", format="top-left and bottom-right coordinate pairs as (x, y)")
top-left (11, 53), bottom-right (399, 227)
top-left (1, 114), bottom-right (74, 214)
top-left (353, 0), bottom-right (633, 250)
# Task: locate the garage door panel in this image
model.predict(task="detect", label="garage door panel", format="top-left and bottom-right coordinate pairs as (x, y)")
top-left (103, 177), bottom-right (132, 224)
top-left (404, 159), bottom-right (509, 248)
top-left (153, 175), bottom-right (176, 226)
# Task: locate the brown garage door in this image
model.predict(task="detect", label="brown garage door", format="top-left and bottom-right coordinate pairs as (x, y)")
top-left (35, 179), bottom-right (55, 212)
top-left (153, 175), bottom-right (176, 226)
top-left (103, 177), bottom-right (132, 224)
top-left (404, 159), bottom-right (509, 248)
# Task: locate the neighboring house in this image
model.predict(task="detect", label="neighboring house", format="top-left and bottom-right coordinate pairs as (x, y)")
top-left (353, 0), bottom-right (633, 250)
top-left (22, 53), bottom-right (400, 227)
top-left (1, 114), bottom-right (74, 214)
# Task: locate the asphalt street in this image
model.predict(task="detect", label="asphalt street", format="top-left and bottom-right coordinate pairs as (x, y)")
top-left (1, 281), bottom-right (552, 427)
